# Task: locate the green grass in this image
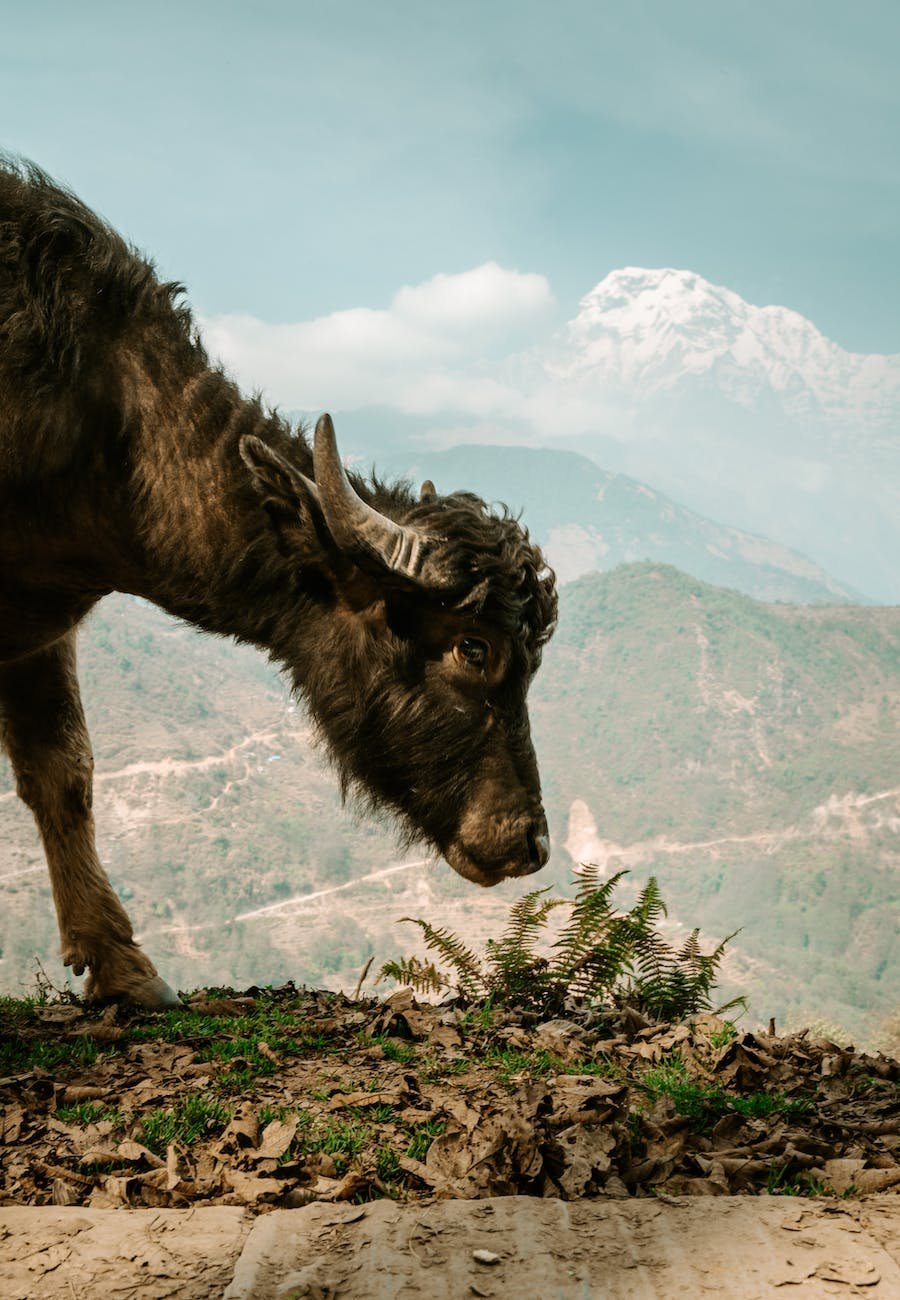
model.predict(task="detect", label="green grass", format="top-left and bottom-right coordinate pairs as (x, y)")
top-left (0, 994), bottom-right (47, 1022)
top-left (123, 997), bottom-right (345, 1093)
top-left (257, 1104), bottom-right (291, 1126)
top-left (250, 1108), bottom-right (449, 1182)
top-left (419, 1055), bottom-right (470, 1083)
top-left (296, 1117), bottom-right (370, 1172)
top-left (766, 1165), bottom-right (828, 1197)
top-left (140, 1093), bottom-right (232, 1157)
top-left (361, 1033), bottom-right (417, 1064)
top-left (708, 1022), bottom-right (739, 1049)
top-left (480, 1047), bottom-right (617, 1085)
top-left (0, 1034), bottom-right (106, 1075)
top-left (484, 1048), bottom-right (556, 1083)
top-left (56, 1101), bottom-right (124, 1127)
top-left (375, 1145), bottom-right (401, 1182)
top-left (639, 1057), bottom-right (810, 1127)
top-left (215, 1065), bottom-right (258, 1095)
top-left (405, 1119), bottom-right (445, 1162)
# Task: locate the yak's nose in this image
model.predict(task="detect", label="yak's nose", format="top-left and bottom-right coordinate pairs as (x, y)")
top-left (526, 815), bottom-right (550, 869)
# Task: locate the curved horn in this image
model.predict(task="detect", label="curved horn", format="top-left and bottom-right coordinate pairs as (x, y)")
top-left (313, 414), bottom-right (455, 588)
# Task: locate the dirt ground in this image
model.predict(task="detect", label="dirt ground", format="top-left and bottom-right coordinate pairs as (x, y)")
top-left (1, 1195), bottom-right (899, 1298)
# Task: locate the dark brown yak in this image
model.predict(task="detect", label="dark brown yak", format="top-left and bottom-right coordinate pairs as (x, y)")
top-left (0, 161), bottom-right (557, 1006)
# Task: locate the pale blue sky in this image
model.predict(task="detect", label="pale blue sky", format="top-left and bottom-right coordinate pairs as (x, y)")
top-left (2, 0), bottom-right (899, 353)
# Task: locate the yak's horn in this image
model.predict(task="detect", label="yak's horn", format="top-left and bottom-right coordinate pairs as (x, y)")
top-left (313, 414), bottom-right (453, 587)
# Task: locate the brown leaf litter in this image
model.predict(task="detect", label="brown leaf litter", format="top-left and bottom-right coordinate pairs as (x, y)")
top-left (0, 984), bottom-right (897, 1214)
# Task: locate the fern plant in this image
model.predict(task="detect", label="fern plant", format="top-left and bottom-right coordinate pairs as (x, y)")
top-left (379, 868), bottom-right (744, 1023)
top-left (627, 925), bottom-right (745, 1020)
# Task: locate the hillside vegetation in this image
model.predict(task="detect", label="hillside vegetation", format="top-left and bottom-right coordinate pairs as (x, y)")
top-left (0, 565), bottom-right (897, 1044)
top-left (533, 565), bottom-right (899, 1038)
top-left (2, 983), bottom-right (897, 1210)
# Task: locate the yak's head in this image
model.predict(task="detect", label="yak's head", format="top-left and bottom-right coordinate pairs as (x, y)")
top-left (241, 415), bottom-right (557, 887)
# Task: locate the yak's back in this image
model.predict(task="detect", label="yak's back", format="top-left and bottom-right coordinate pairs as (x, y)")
top-left (0, 160), bottom-right (198, 479)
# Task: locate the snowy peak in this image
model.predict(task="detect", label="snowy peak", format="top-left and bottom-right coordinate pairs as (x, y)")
top-left (558, 268), bottom-right (900, 427)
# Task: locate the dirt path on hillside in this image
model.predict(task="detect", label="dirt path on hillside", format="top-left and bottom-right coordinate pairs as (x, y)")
top-left (148, 857), bottom-right (433, 940)
top-left (93, 728), bottom-right (285, 785)
top-left (564, 784), bottom-right (900, 878)
top-left (0, 726), bottom-right (291, 808)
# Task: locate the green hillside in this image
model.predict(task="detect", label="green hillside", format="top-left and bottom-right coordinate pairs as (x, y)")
top-left (532, 564), bottom-right (899, 1038)
top-left (0, 597), bottom-right (388, 997)
top-left (538, 563), bottom-right (899, 835)
top-left (0, 568), bottom-right (897, 1043)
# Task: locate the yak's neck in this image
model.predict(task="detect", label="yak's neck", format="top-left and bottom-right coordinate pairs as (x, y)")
top-left (128, 365), bottom-right (321, 668)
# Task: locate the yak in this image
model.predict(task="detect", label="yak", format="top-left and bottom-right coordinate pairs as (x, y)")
top-left (0, 160), bottom-right (557, 1007)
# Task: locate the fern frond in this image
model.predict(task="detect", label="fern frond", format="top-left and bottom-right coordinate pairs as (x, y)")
top-left (380, 873), bottom-right (740, 1022)
top-left (378, 957), bottom-right (450, 997)
top-left (488, 889), bottom-right (564, 970)
top-left (629, 876), bottom-right (668, 930)
top-left (398, 917), bottom-right (486, 1001)
top-left (630, 924), bottom-right (744, 1019)
top-left (714, 993), bottom-right (749, 1016)
top-left (584, 907), bottom-right (646, 995)
top-left (551, 868), bottom-right (628, 977)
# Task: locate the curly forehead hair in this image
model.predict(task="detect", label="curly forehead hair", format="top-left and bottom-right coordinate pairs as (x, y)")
top-left (405, 490), bottom-right (558, 664)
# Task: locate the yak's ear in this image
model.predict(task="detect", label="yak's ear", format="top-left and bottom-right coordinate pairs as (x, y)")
top-left (239, 435), bottom-right (327, 556)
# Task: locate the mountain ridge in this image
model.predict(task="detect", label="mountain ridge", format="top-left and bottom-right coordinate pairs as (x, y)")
top-left (390, 443), bottom-right (868, 602)
top-left (555, 266), bottom-right (900, 430)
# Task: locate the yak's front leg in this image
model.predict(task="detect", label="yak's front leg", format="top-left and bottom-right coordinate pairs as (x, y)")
top-left (0, 630), bottom-right (178, 1007)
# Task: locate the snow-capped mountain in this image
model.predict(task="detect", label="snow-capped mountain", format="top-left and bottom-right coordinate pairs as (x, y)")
top-left (553, 267), bottom-right (900, 435)
top-left (529, 268), bottom-right (900, 601)
top-left (296, 266), bottom-right (899, 601)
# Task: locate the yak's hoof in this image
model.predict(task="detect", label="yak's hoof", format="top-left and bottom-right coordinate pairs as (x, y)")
top-left (85, 972), bottom-right (182, 1009)
top-left (132, 975), bottom-right (182, 1009)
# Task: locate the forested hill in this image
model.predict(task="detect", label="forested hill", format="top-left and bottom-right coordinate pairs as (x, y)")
top-left (532, 564), bottom-right (899, 1040)
top-left (537, 562), bottom-right (900, 840)
top-left (0, 565), bottom-right (897, 1045)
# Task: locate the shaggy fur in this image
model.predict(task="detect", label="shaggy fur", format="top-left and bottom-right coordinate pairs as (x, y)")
top-left (0, 160), bottom-right (557, 1005)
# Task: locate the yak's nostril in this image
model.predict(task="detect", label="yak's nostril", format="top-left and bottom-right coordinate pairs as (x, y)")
top-left (527, 825), bottom-right (550, 868)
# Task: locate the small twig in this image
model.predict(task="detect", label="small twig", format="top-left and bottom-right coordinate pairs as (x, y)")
top-left (31, 958), bottom-right (78, 1005)
top-left (353, 957), bottom-right (374, 1003)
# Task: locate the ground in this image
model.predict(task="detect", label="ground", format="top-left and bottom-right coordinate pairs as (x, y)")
top-left (1, 984), bottom-right (897, 1211)
top-left (2, 985), bottom-right (899, 1295)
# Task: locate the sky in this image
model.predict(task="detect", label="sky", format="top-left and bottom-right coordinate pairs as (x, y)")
top-left (2, 0), bottom-right (899, 377)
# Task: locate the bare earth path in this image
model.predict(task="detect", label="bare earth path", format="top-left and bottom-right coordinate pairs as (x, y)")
top-left (2, 1196), bottom-right (899, 1298)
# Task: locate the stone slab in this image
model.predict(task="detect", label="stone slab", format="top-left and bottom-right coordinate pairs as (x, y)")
top-left (0, 1205), bottom-right (251, 1299)
top-left (224, 1196), bottom-right (900, 1300)
top-left (2, 1197), bottom-right (899, 1298)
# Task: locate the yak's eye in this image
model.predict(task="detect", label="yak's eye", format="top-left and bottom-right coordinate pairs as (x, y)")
top-left (454, 636), bottom-right (490, 670)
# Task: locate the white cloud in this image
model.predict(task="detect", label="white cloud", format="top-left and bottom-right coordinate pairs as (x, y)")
top-left (200, 263), bottom-right (554, 415)
top-left (392, 263), bottom-right (552, 334)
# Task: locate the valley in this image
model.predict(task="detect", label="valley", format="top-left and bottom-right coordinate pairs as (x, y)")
top-left (0, 566), bottom-right (897, 1048)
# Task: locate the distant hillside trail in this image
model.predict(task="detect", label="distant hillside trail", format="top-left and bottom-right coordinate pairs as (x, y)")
top-left (93, 728), bottom-right (285, 784)
top-left (147, 858), bottom-right (433, 940)
top-left (565, 783), bottom-right (900, 877)
top-left (0, 727), bottom-right (290, 807)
